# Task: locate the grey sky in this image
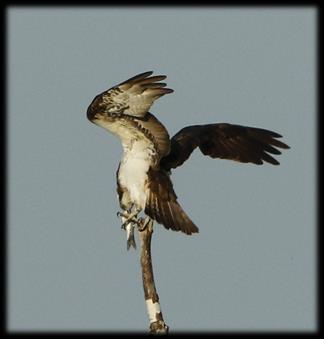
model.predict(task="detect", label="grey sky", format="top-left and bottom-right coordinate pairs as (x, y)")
top-left (8, 7), bottom-right (316, 332)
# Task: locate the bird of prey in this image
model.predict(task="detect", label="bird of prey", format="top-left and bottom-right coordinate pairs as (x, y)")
top-left (87, 71), bottom-right (289, 249)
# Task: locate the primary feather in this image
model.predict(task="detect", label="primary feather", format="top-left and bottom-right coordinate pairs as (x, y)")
top-left (87, 71), bottom-right (289, 240)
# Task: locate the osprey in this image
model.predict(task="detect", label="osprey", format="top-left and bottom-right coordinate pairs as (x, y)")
top-left (87, 71), bottom-right (289, 249)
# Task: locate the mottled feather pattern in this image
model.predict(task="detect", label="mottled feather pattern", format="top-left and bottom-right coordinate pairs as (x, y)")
top-left (101, 71), bottom-right (174, 117)
top-left (131, 113), bottom-right (171, 161)
top-left (87, 71), bottom-right (289, 238)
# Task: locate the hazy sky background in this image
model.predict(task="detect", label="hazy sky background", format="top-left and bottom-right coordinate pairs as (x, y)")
top-left (8, 7), bottom-right (316, 332)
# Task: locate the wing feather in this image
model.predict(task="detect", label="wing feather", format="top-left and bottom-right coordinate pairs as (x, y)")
top-left (160, 123), bottom-right (289, 170)
top-left (117, 71), bottom-right (154, 87)
top-left (133, 113), bottom-right (171, 160)
top-left (100, 71), bottom-right (173, 117)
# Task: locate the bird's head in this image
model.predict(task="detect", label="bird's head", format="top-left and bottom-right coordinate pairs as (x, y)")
top-left (87, 93), bottom-right (109, 122)
top-left (87, 93), bottom-right (102, 121)
top-left (87, 90), bottom-right (125, 123)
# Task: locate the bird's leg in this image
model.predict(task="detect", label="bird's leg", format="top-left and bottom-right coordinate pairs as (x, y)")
top-left (117, 211), bottom-right (135, 227)
top-left (116, 203), bottom-right (137, 227)
top-left (120, 209), bottom-right (141, 229)
top-left (117, 206), bottom-right (142, 250)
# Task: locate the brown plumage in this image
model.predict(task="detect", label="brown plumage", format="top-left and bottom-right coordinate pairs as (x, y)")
top-left (87, 71), bottom-right (289, 244)
top-left (145, 168), bottom-right (199, 235)
top-left (160, 123), bottom-right (289, 170)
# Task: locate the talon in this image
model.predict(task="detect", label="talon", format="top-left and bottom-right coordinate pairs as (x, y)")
top-left (121, 220), bottom-right (128, 229)
top-left (117, 211), bottom-right (127, 218)
top-left (120, 210), bottom-right (140, 229)
top-left (121, 217), bottom-right (137, 229)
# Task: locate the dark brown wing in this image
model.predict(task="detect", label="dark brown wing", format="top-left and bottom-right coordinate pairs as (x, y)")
top-left (160, 123), bottom-right (290, 170)
top-left (145, 168), bottom-right (199, 235)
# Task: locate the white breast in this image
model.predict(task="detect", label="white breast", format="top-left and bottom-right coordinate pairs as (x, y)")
top-left (94, 116), bottom-right (155, 209)
top-left (118, 139), bottom-right (154, 209)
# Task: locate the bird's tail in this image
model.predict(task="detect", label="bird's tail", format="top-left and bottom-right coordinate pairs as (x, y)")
top-left (145, 168), bottom-right (199, 235)
top-left (145, 197), bottom-right (199, 235)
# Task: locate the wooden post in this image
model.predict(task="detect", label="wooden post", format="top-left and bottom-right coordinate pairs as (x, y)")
top-left (138, 218), bottom-right (169, 334)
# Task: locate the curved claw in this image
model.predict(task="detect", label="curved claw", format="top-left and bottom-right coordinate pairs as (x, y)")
top-left (121, 218), bottom-right (136, 229)
top-left (117, 211), bottom-right (129, 218)
top-left (120, 210), bottom-right (140, 228)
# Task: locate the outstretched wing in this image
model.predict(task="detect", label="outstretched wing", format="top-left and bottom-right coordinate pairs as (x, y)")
top-left (96, 71), bottom-right (173, 118)
top-left (145, 168), bottom-right (199, 235)
top-left (160, 123), bottom-right (290, 170)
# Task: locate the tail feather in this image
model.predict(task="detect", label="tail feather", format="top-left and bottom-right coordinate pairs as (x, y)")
top-left (145, 197), bottom-right (198, 235)
top-left (145, 168), bottom-right (199, 235)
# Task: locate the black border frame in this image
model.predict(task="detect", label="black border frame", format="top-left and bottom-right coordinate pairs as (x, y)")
top-left (2, 1), bottom-right (320, 336)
